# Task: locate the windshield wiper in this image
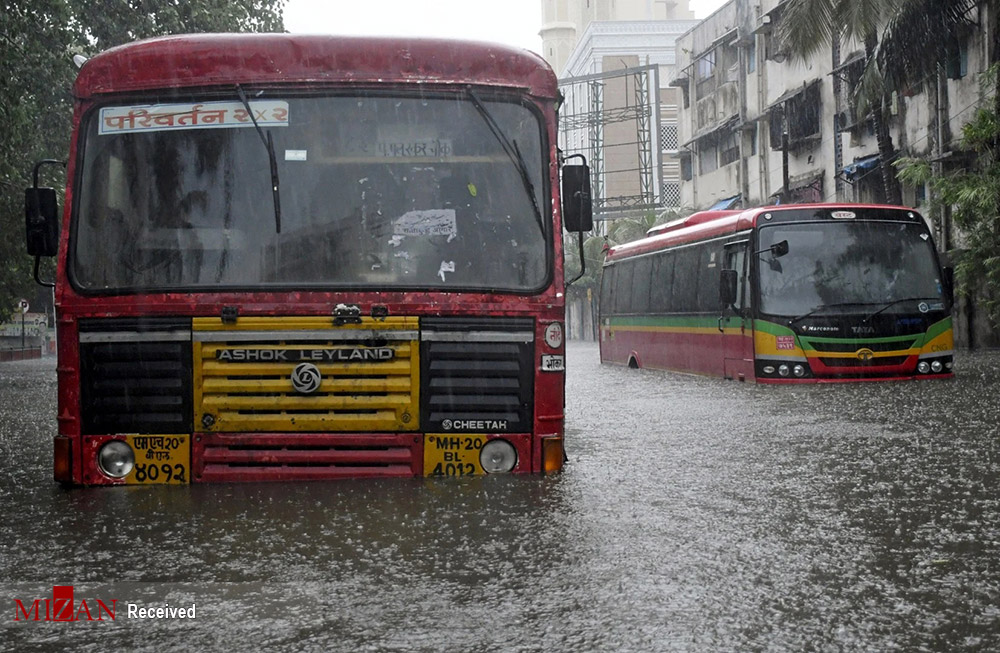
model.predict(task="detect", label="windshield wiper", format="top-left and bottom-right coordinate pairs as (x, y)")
top-left (788, 302), bottom-right (881, 325)
top-left (466, 88), bottom-right (544, 235)
top-left (862, 296), bottom-right (940, 322)
top-left (236, 85), bottom-right (282, 233)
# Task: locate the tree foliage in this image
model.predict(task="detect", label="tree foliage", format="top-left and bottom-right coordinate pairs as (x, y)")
top-left (778, 0), bottom-right (976, 206)
top-left (896, 65), bottom-right (1000, 324)
top-left (0, 0), bottom-right (286, 322)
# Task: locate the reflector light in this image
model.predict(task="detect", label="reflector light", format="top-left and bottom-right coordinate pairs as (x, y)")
top-left (544, 322), bottom-right (564, 349)
top-left (53, 437), bottom-right (72, 483)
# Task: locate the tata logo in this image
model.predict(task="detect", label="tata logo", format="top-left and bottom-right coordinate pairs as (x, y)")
top-left (851, 326), bottom-right (875, 335)
top-left (856, 348), bottom-right (875, 362)
top-left (291, 363), bottom-right (322, 394)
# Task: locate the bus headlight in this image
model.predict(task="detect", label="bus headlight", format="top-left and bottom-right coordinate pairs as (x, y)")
top-left (97, 440), bottom-right (135, 478)
top-left (778, 364), bottom-right (790, 377)
top-left (793, 364), bottom-right (806, 377)
top-left (480, 439), bottom-right (517, 474)
top-left (930, 360), bottom-right (943, 373)
top-left (917, 361), bottom-right (931, 374)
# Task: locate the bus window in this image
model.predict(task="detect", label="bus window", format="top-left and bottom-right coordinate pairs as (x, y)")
top-left (723, 244), bottom-right (747, 310)
top-left (650, 252), bottom-right (674, 313)
top-left (696, 245), bottom-right (721, 311)
top-left (630, 257), bottom-right (653, 314)
top-left (614, 262), bottom-right (634, 314)
top-left (672, 247), bottom-right (699, 312)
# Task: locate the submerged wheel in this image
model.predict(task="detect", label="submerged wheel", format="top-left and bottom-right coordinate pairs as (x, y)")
top-left (627, 356), bottom-right (639, 369)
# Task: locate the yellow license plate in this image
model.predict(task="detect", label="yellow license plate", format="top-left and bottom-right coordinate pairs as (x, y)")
top-left (124, 434), bottom-right (190, 484)
top-left (423, 434), bottom-right (486, 477)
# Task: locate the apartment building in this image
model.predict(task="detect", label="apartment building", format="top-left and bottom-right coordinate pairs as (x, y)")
top-left (672, 0), bottom-right (996, 344)
top-left (674, 0), bottom-right (991, 220)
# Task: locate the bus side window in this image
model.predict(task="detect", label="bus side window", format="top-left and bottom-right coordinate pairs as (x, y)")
top-left (650, 252), bottom-right (674, 313)
top-left (672, 248), bottom-right (699, 313)
top-left (601, 265), bottom-right (616, 315)
top-left (630, 257), bottom-right (652, 314)
top-left (724, 246), bottom-right (747, 310)
top-left (615, 261), bottom-right (634, 314)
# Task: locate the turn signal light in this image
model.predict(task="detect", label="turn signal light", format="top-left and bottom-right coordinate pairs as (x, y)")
top-left (53, 436), bottom-right (72, 483)
top-left (542, 436), bottom-right (564, 474)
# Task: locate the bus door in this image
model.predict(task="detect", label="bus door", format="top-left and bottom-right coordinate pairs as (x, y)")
top-left (720, 241), bottom-right (755, 381)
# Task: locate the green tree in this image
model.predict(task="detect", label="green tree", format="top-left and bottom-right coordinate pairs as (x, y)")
top-left (896, 64), bottom-right (1000, 325)
top-left (779, 0), bottom-right (977, 206)
top-left (0, 0), bottom-right (285, 322)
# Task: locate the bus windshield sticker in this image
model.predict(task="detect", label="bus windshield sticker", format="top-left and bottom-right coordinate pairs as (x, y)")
top-left (438, 260), bottom-right (456, 282)
top-left (393, 209), bottom-right (457, 237)
top-left (285, 150), bottom-right (307, 161)
top-left (99, 101), bottom-right (290, 135)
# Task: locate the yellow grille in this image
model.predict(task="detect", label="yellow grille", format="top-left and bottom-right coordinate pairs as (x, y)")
top-left (193, 316), bottom-right (419, 432)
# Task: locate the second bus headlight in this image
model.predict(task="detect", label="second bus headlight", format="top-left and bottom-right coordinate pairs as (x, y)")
top-left (480, 439), bottom-right (517, 474)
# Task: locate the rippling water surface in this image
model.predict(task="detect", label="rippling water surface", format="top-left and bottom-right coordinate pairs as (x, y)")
top-left (2, 344), bottom-right (999, 651)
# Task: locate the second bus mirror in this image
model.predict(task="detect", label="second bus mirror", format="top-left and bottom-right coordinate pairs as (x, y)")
top-left (719, 269), bottom-right (738, 307)
top-left (562, 164), bottom-right (593, 233)
top-left (25, 187), bottom-right (59, 257)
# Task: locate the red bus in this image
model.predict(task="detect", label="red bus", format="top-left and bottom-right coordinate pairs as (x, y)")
top-left (24, 34), bottom-right (593, 485)
top-left (599, 204), bottom-right (954, 383)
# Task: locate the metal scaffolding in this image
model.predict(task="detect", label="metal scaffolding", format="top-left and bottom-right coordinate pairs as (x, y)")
top-left (558, 64), bottom-right (662, 224)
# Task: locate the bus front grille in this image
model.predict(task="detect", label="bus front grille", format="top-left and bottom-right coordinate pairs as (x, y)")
top-left (803, 338), bottom-right (919, 353)
top-left (194, 317), bottom-right (419, 433)
top-left (420, 317), bottom-right (534, 433)
top-left (818, 356), bottom-right (910, 368)
top-left (193, 433), bottom-right (420, 481)
top-left (79, 318), bottom-right (193, 435)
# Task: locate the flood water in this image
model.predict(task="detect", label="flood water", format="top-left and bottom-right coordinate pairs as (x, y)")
top-left (2, 342), bottom-right (1000, 651)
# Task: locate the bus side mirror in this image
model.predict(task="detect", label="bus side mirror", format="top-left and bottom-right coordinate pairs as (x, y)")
top-left (562, 164), bottom-right (593, 233)
top-left (719, 269), bottom-right (738, 307)
top-left (25, 186), bottom-right (60, 257)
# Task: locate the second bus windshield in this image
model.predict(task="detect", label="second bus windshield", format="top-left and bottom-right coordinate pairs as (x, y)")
top-left (757, 220), bottom-right (944, 317)
top-left (73, 93), bottom-right (548, 293)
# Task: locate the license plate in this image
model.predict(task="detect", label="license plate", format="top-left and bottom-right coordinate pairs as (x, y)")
top-left (125, 434), bottom-right (190, 484)
top-left (423, 434), bottom-right (486, 477)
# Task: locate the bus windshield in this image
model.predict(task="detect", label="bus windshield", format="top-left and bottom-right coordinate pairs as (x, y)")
top-left (72, 93), bottom-right (547, 292)
top-left (757, 220), bottom-right (944, 317)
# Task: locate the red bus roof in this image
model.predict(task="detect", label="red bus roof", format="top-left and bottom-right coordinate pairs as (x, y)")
top-left (605, 203), bottom-right (920, 263)
top-left (74, 33), bottom-right (558, 100)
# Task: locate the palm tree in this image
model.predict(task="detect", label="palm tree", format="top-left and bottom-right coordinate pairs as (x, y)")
top-left (779, 0), bottom-right (977, 205)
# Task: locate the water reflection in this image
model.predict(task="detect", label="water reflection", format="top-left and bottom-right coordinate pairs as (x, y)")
top-left (2, 349), bottom-right (1000, 651)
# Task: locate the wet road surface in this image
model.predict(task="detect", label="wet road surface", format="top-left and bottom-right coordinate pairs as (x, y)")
top-left (2, 342), bottom-right (1000, 651)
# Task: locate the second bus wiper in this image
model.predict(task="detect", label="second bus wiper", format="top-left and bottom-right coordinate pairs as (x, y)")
top-left (236, 85), bottom-right (282, 233)
top-left (788, 302), bottom-right (880, 325)
top-left (862, 297), bottom-right (941, 322)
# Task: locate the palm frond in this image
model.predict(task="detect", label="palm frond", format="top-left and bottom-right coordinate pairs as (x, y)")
top-left (875, 0), bottom-right (977, 96)
top-left (779, 0), bottom-right (838, 60)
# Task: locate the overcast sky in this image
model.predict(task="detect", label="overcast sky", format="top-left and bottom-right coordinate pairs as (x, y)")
top-left (282, 0), bottom-right (728, 54)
